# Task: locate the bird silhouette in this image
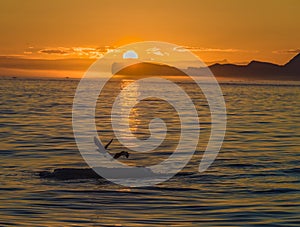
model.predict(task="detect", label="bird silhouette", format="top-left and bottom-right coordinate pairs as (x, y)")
top-left (113, 151), bottom-right (129, 159)
top-left (104, 138), bottom-right (113, 150)
top-left (94, 136), bottom-right (130, 160)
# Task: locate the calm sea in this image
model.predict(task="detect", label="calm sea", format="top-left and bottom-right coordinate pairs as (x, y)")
top-left (0, 77), bottom-right (299, 226)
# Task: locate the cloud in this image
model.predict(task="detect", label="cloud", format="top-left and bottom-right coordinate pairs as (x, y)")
top-left (146, 47), bottom-right (169, 56)
top-left (273, 49), bottom-right (300, 54)
top-left (36, 46), bottom-right (115, 58)
top-left (173, 46), bottom-right (258, 53)
top-left (21, 45), bottom-right (259, 61)
top-left (38, 47), bottom-right (72, 55)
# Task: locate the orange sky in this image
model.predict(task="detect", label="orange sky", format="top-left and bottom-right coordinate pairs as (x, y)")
top-left (0, 0), bottom-right (299, 77)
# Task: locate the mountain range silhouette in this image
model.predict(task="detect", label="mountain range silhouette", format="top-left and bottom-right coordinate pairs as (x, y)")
top-left (114, 53), bottom-right (300, 81)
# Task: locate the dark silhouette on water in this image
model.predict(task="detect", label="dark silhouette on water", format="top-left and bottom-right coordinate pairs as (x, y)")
top-left (38, 137), bottom-right (155, 180)
top-left (39, 168), bottom-right (99, 180)
top-left (39, 166), bottom-right (155, 180)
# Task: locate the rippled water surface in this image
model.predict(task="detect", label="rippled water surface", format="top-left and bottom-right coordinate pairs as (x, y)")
top-left (0, 78), bottom-right (299, 226)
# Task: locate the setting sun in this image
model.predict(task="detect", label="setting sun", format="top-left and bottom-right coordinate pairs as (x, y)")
top-left (123, 50), bottom-right (139, 59)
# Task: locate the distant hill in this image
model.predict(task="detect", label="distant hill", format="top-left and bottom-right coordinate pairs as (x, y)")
top-left (191, 53), bottom-right (300, 81)
top-left (113, 62), bottom-right (186, 76)
top-left (113, 53), bottom-right (300, 81)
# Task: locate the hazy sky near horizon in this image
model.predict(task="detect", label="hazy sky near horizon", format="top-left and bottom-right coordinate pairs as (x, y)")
top-left (0, 0), bottom-right (299, 76)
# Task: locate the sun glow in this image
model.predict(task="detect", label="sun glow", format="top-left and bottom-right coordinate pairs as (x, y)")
top-left (123, 50), bottom-right (139, 59)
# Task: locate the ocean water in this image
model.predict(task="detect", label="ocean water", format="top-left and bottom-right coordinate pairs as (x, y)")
top-left (0, 77), bottom-right (299, 226)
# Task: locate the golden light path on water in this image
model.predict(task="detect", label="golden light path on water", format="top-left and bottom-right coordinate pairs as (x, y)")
top-left (0, 77), bottom-right (299, 226)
